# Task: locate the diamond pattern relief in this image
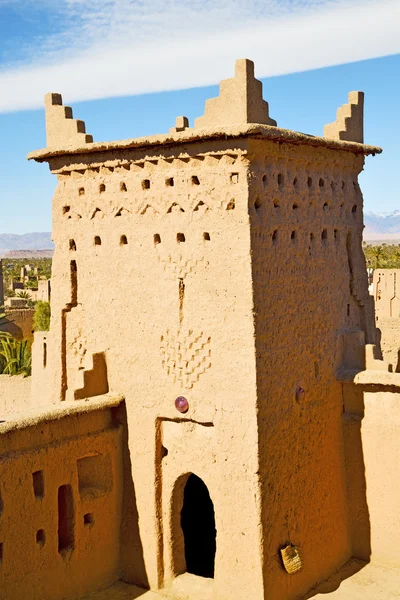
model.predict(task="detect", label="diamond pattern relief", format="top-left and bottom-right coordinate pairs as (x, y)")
top-left (157, 253), bottom-right (206, 279)
top-left (160, 329), bottom-right (212, 389)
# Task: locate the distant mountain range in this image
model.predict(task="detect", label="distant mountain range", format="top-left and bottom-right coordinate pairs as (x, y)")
top-left (0, 233), bottom-right (54, 258)
top-left (364, 210), bottom-right (400, 242)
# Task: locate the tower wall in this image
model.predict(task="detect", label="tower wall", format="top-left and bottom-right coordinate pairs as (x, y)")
top-left (249, 139), bottom-right (370, 598)
top-left (34, 139), bottom-right (266, 599)
top-left (27, 59), bottom-right (382, 597)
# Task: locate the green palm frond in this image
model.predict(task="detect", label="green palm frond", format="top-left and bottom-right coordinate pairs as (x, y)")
top-left (0, 332), bottom-right (32, 376)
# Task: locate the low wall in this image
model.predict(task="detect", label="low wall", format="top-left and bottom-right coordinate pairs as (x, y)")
top-left (362, 391), bottom-right (400, 567)
top-left (0, 374), bottom-right (31, 417)
top-left (377, 317), bottom-right (400, 372)
top-left (0, 395), bottom-right (124, 600)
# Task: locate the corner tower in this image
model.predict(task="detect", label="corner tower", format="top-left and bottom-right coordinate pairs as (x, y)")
top-left (29, 60), bottom-right (381, 600)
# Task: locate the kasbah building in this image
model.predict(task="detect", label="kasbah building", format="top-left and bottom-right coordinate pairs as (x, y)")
top-left (0, 59), bottom-right (399, 600)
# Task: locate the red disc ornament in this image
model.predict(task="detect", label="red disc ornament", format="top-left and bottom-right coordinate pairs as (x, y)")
top-left (175, 396), bottom-right (189, 413)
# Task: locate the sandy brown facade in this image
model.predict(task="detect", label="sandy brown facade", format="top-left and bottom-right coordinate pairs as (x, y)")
top-left (373, 269), bottom-right (400, 371)
top-left (1, 59), bottom-right (399, 600)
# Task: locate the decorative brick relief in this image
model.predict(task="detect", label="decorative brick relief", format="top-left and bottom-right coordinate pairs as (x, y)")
top-left (160, 329), bottom-right (212, 389)
top-left (157, 253), bottom-right (206, 280)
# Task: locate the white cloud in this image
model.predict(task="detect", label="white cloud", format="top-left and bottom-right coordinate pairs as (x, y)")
top-left (0, 0), bottom-right (399, 113)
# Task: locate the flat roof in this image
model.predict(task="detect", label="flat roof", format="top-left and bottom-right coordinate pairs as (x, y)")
top-left (28, 123), bottom-right (382, 162)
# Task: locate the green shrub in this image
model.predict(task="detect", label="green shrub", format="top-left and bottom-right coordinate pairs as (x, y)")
top-left (33, 301), bottom-right (51, 332)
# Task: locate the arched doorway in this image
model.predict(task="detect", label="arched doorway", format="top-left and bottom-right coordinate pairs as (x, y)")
top-left (180, 474), bottom-right (216, 578)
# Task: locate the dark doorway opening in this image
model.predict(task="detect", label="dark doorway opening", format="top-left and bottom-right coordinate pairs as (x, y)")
top-left (180, 474), bottom-right (216, 578)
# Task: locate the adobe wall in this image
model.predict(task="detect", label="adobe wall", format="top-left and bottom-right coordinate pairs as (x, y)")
top-left (0, 374), bottom-right (31, 416)
top-left (342, 384), bottom-right (400, 568)
top-left (0, 398), bottom-right (123, 600)
top-left (35, 138), bottom-right (265, 599)
top-left (374, 270), bottom-right (400, 370)
top-left (361, 391), bottom-right (400, 567)
top-left (377, 317), bottom-right (400, 372)
top-left (249, 138), bottom-right (369, 599)
top-left (374, 269), bottom-right (400, 319)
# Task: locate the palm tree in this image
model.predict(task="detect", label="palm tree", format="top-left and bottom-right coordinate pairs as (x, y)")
top-left (369, 245), bottom-right (387, 269)
top-left (0, 332), bottom-right (31, 376)
top-left (16, 291), bottom-right (32, 300)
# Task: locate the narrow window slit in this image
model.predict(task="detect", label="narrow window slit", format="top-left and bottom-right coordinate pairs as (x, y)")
top-left (58, 484), bottom-right (74, 555)
top-left (166, 177), bottom-right (174, 187)
top-left (99, 183), bottom-right (106, 193)
top-left (203, 232), bottom-right (210, 241)
top-left (192, 176), bottom-right (200, 185)
top-left (70, 260), bottom-right (78, 306)
top-left (84, 513), bottom-right (94, 527)
top-left (120, 182), bottom-right (127, 192)
top-left (69, 239), bottom-right (76, 251)
top-left (154, 234), bottom-right (161, 246)
top-left (177, 233), bottom-right (185, 243)
top-left (142, 179), bottom-right (150, 190)
top-left (94, 236), bottom-right (101, 246)
top-left (36, 529), bottom-right (45, 547)
top-left (120, 235), bottom-right (128, 245)
top-left (32, 470), bottom-right (44, 499)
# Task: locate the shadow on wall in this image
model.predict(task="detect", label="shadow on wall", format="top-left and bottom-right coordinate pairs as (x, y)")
top-left (113, 402), bottom-right (149, 591)
top-left (374, 328), bottom-right (383, 360)
top-left (303, 558), bottom-right (367, 598)
top-left (303, 383), bottom-right (371, 597)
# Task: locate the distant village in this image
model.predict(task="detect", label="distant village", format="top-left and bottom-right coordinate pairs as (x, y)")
top-left (0, 258), bottom-right (51, 342)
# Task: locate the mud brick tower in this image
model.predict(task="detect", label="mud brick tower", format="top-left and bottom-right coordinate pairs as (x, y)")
top-left (28, 59), bottom-right (381, 600)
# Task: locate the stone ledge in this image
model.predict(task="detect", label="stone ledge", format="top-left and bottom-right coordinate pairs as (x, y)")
top-left (337, 368), bottom-right (400, 388)
top-left (0, 392), bottom-right (124, 434)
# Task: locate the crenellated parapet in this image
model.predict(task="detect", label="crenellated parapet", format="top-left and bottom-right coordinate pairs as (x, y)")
top-left (324, 91), bottom-right (364, 143)
top-left (45, 93), bottom-right (93, 148)
top-left (195, 58), bottom-right (277, 129)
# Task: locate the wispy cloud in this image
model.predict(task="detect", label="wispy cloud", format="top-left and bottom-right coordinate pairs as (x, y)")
top-left (0, 0), bottom-right (399, 113)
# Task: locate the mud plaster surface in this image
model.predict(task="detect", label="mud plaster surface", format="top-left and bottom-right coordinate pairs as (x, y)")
top-left (81, 562), bottom-right (400, 600)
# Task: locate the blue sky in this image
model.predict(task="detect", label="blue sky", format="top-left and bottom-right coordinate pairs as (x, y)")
top-left (0, 0), bottom-right (399, 234)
